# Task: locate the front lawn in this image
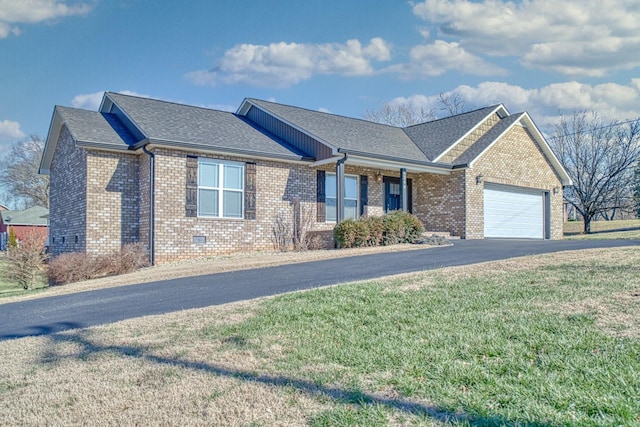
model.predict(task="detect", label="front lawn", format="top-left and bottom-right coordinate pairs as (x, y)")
top-left (1, 247), bottom-right (639, 425)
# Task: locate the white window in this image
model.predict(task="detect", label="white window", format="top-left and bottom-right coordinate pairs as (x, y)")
top-left (198, 159), bottom-right (244, 218)
top-left (325, 173), bottom-right (358, 222)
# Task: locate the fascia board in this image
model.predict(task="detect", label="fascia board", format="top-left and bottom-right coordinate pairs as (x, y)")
top-left (520, 113), bottom-right (573, 186)
top-left (433, 104), bottom-right (510, 163)
top-left (345, 153), bottom-right (452, 175)
top-left (39, 108), bottom-right (66, 175)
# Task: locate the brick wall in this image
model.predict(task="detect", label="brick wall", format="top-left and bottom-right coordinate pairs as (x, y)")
top-left (413, 170), bottom-right (466, 237)
top-left (138, 154), bottom-right (151, 254)
top-left (49, 126), bottom-right (87, 256)
top-left (150, 149), bottom-right (328, 263)
top-left (85, 150), bottom-right (140, 254)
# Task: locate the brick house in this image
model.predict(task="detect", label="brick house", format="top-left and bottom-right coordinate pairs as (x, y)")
top-left (40, 92), bottom-right (571, 264)
top-left (0, 206), bottom-right (49, 251)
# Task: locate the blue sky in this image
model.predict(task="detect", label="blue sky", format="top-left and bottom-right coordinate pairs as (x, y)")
top-left (1, 0), bottom-right (639, 156)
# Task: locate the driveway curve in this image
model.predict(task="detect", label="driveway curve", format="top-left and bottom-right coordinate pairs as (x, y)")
top-left (1, 239), bottom-right (638, 340)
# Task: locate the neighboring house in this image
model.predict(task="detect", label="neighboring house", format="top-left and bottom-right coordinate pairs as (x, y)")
top-left (0, 204), bottom-right (8, 211)
top-left (0, 206), bottom-right (49, 251)
top-left (40, 92), bottom-right (571, 264)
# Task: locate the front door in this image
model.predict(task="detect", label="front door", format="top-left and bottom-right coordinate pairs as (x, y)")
top-left (384, 177), bottom-right (412, 213)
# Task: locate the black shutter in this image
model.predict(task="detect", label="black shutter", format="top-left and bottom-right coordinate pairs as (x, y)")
top-left (317, 170), bottom-right (326, 222)
top-left (360, 175), bottom-right (368, 217)
top-left (185, 156), bottom-right (198, 217)
top-left (244, 162), bottom-right (256, 220)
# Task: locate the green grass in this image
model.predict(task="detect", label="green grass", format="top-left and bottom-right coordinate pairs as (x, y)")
top-left (564, 219), bottom-right (640, 239)
top-left (203, 252), bottom-right (640, 425)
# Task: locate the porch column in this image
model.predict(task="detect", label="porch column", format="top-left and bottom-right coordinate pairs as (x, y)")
top-left (400, 168), bottom-right (408, 212)
top-left (336, 155), bottom-right (347, 223)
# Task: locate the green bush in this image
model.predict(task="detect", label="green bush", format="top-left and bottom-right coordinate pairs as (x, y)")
top-left (334, 211), bottom-right (424, 248)
top-left (333, 219), bottom-right (369, 248)
top-left (383, 210), bottom-right (424, 244)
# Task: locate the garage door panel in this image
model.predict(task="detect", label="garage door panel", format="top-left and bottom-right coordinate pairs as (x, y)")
top-left (484, 184), bottom-right (544, 239)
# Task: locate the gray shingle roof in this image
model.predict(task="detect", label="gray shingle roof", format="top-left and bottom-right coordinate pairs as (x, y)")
top-left (453, 113), bottom-right (524, 165)
top-left (1, 206), bottom-right (48, 226)
top-left (246, 99), bottom-right (431, 163)
top-left (56, 106), bottom-right (137, 149)
top-left (106, 93), bottom-right (310, 160)
top-left (403, 105), bottom-right (502, 160)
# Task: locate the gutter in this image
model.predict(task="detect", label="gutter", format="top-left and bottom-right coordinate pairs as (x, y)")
top-left (130, 138), bottom-right (314, 163)
top-left (141, 145), bottom-right (155, 266)
top-left (336, 148), bottom-right (454, 172)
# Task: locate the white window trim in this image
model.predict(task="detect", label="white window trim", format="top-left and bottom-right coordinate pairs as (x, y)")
top-left (198, 158), bottom-right (244, 219)
top-left (325, 172), bottom-right (359, 223)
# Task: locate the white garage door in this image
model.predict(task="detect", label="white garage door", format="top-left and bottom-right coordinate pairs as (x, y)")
top-left (484, 184), bottom-right (545, 239)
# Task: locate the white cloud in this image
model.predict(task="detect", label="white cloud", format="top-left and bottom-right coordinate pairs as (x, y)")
top-left (71, 91), bottom-right (104, 110)
top-left (390, 79), bottom-right (640, 126)
top-left (412, 0), bottom-right (640, 76)
top-left (71, 90), bottom-right (150, 110)
top-left (0, 0), bottom-right (93, 38)
top-left (0, 119), bottom-right (26, 142)
top-left (186, 38), bottom-right (392, 88)
top-left (389, 39), bottom-right (507, 77)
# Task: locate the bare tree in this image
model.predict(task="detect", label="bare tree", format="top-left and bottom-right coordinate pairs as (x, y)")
top-left (438, 92), bottom-right (466, 116)
top-left (549, 112), bottom-right (640, 233)
top-left (364, 102), bottom-right (437, 127)
top-left (364, 93), bottom-right (468, 127)
top-left (0, 135), bottom-right (49, 208)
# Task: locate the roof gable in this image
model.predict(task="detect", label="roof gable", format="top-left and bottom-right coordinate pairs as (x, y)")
top-left (103, 93), bottom-right (311, 161)
top-left (403, 105), bottom-right (507, 161)
top-left (40, 106), bottom-right (137, 174)
top-left (454, 113), bottom-right (524, 166)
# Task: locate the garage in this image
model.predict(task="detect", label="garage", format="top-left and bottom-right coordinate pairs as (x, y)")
top-left (484, 183), bottom-right (547, 239)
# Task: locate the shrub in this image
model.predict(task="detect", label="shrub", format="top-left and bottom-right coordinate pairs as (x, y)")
top-left (333, 218), bottom-right (369, 248)
top-left (383, 210), bottom-right (424, 244)
top-left (334, 211), bottom-right (424, 249)
top-left (5, 229), bottom-right (48, 289)
top-left (8, 226), bottom-right (17, 249)
top-left (361, 216), bottom-right (384, 247)
top-left (48, 243), bottom-right (149, 285)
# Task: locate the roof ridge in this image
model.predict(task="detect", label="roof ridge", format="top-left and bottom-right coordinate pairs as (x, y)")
top-left (247, 98), bottom-right (402, 129)
top-left (106, 92), bottom-right (236, 115)
top-left (404, 104), bottom-right (503, 129)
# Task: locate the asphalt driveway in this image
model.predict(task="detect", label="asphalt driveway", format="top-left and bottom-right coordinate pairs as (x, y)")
top-left (1, 239), bottom-right (638, 341)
